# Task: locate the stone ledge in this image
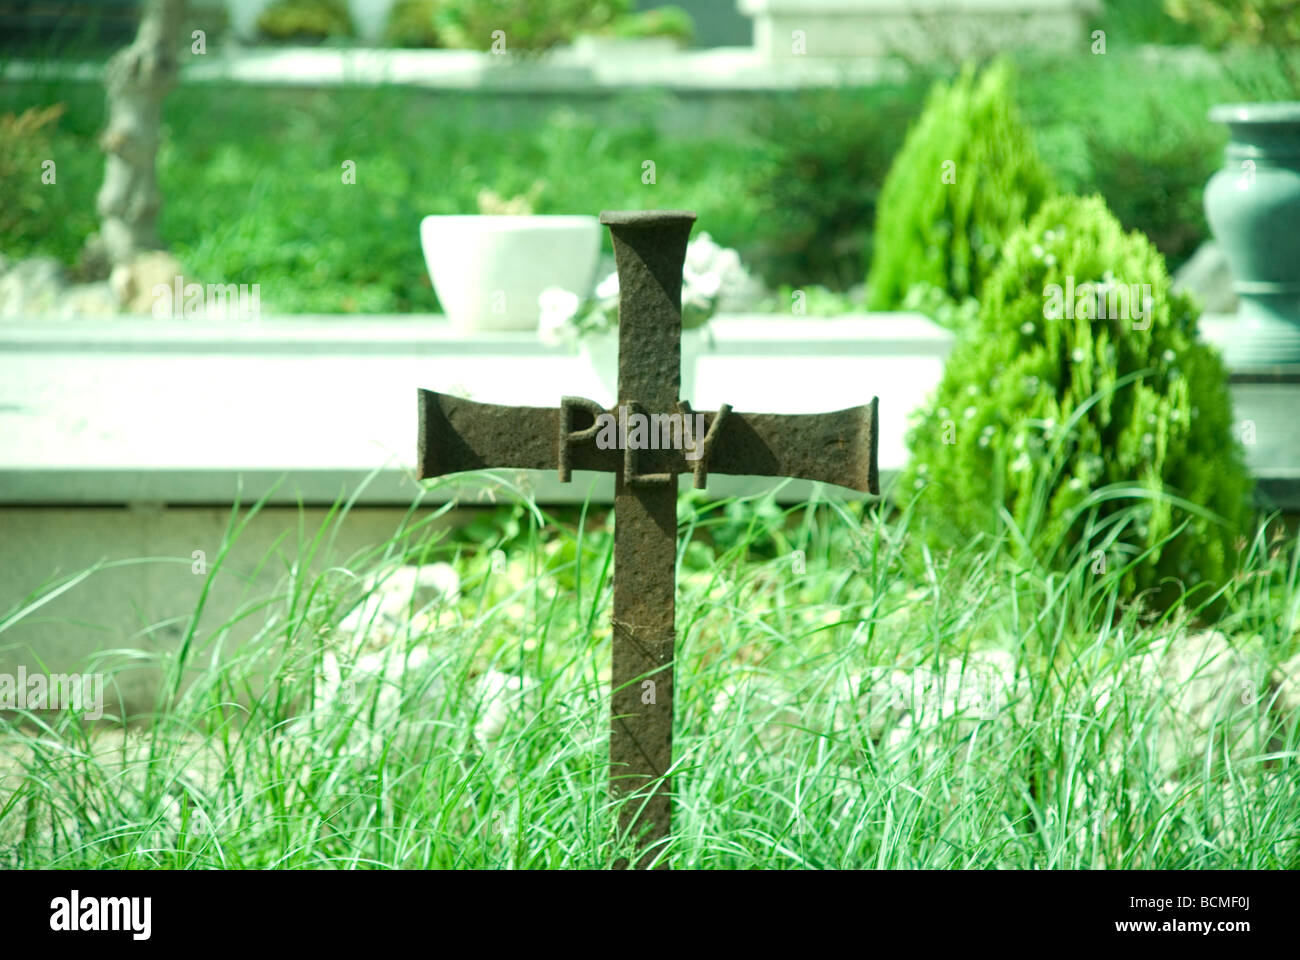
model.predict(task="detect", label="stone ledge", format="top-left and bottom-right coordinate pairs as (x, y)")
top-left (740, 0), bottom-right (1100, 59)
top-left (0, 313), bottom-right (945, 507)
top-left (1, 311), bottom-right (1295, 509)
top-left (0, 45), bottom-right (906, 92)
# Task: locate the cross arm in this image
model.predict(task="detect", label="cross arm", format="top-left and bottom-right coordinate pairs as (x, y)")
top-left (417, 389), bottom-right (879, 494)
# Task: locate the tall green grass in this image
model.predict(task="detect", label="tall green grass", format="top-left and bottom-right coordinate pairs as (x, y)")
top-left (1, 477), bottom-right (1296, 869)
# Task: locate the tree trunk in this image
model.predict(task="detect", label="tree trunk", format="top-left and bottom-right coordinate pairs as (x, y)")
top-left (84, 0), bottom-right (187, 279)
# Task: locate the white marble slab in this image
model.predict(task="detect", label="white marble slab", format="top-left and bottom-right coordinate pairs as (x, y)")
top-left (0, 313), bottom-right (951, 506)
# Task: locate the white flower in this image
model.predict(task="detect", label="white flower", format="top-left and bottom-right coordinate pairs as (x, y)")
top-left (713, 248), bottom-right (747, 294)
top-left (539, 287), bottom-right (580, 320)
top-left (538, 308), bottom-right (570, 347)
top-left (1072, 347), bottom-right (1086, 363)
top-left (685, 232), bottom-right (721, 274)
top-left (681, 232), bottom-right (751, 318)
top-left (1021, 321), bottom-right (1035, 335)
top-left (538, 287), bottom-right (581, 346)
top-left (684, 267), bottom-right (722, 301)
top-left (595, 271), bottom-right (619, 300)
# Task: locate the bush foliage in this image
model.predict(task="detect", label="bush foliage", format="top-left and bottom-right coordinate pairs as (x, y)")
top-left (1165, 0), bottom-right (1300, 48)
top-left (902, 195), bottom-right (1252, 614)
top-left (435, 0), bottom-right (629, 53)
top-left (384, 0), bottom-right (443, 47)
top-left (867, 60), bottom-right (1053, 311)
top-left (258, 0), bottom-right (354, 40)
top-left (748, 85), bottom-right (923, 291)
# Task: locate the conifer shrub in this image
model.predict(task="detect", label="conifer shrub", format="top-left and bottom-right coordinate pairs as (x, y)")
top-left (866, 60), bottom-right (1053, 314)
top-left (435, 0), bottom-right (629, 53)
top-left (901, 194), bottom-right (1253, 613)
top-left (258, 0), bottom-right (354, 41)
top-left (385, 0), bottom-right (442, 47)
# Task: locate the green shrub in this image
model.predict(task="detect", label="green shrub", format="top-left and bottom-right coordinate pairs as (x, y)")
top-left (435, 0), bottom-right (629, 53)
top-left (608, 6), bottom-right (695, 44)
top-left (258, 0), bottom-right (354, 41)
top-left (1093, 0), bottom-right (1200, 45)
top-left (902, 194), bottom-right (1252, 615)
top-left (1011, 51), bottom-right (1225, 272)
top-left (1165, 0), bottom-right (1300, 48)
top-left (748, 84), bottom-right (923, 291)
top-left (866, 60), bottom-right (1053, 312)
top-left (384, 0), bottom-right (443, 47)
top-left (0, 103), bottom-right (64, 248)
top-left (1081, 110), bottom-right (1221, 272)
top-left (1166, 0), bottom-right (1300, 96)
top-left (0, 102), bottom-right (98, 267)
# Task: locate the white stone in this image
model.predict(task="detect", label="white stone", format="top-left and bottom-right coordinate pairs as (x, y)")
top-left (317, 644), bottom-right (443, 723)
top-left (1101, 630), bottom-right (1273, 780)
top-left (861, 649), bottom-right (1027, 749)
top-left (571, 35), bottom-right (682, 61)
top-left (1173, 240), bottom-right (1238, 314)
top-left (1271, 649), bottom-right (1300, 719)
top-left (56, 282), bottom-right (120, 318)
top-left (738, 0), bottom-right (1099, 60)
top-left (0, 256), bottom-right (67, 318)
top-left (472, 670), bottom-right (540, 746)
top-left (109, 250), bottom-right (185, 315)
top-left (347, 0), bottom-right (397, 45)
top-left (338, 562), bottom-right (461, 643)
top-left (225, 0), bottom-right (274, 41)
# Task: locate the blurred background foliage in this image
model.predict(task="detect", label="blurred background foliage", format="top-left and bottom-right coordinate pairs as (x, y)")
top-left (1, 0), bottom-right (1297, 310)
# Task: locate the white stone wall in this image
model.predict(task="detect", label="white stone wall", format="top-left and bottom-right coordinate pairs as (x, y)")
top-left (738, 0), bottom-right (1101, 59)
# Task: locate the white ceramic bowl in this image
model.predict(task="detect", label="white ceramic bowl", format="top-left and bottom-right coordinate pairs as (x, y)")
top-left (420, 215), bottom-right (602, 332)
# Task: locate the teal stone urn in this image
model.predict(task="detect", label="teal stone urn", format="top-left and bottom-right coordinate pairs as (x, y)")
top-left (1204, 102), bottom-right (1300, 366)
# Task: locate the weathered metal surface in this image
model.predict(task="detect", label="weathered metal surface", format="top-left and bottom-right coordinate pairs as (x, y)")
top-left (415, 207), bottom-right (880, 870)
top-left (418, 391), bottom-right (879, 494)
top-left (603, 210), bottom-right (694, 871)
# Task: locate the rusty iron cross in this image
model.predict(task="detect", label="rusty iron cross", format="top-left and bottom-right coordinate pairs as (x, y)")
top-left (417, 209), bottom-right (879, 868)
